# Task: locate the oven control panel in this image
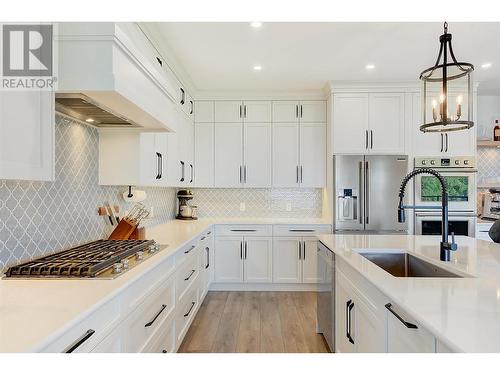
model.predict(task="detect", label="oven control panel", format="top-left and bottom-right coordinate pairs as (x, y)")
top-left (415, 156), bottom-right (475, 168)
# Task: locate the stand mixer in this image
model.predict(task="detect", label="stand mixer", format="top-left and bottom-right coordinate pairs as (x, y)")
top-left (176, 190), bottom-right (197, 220)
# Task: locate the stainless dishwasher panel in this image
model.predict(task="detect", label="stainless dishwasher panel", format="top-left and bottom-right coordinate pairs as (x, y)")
top-left (316, 241), bottom-right (334, 352)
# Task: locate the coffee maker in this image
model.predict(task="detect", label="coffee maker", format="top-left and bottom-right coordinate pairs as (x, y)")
top-left (481, 189), bottom-right (500, 221)
top-left (176, 190), bottom-right (197, 220)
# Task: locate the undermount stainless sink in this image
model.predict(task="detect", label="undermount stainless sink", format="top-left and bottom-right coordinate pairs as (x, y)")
top-left (358, 252), bottom-right (463, 278)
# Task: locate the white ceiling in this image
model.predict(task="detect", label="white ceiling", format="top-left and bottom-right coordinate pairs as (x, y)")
top-left (147, 22), bottom-right (500, 94)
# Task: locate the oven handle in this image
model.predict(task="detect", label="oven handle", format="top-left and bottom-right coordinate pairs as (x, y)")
top-left (415, 211), bottom-right (476, 217)
top-left (414, 168), bottom-right (478, 173)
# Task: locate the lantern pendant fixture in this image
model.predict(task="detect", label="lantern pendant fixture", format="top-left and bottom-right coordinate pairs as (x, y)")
top-left (419, 22), bottom-right (474, 133)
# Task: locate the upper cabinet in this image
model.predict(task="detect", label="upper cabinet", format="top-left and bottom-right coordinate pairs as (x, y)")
top-left (272, 100), bottom-right (327, 123)
top-left (0, 91), bottom-right (54, 181)
top-left (214, 101), bottom-right (271, 123)
top-left (332, 92), bottom-right (405, 154)
top-left (194, 101), bottom-right (215, 123)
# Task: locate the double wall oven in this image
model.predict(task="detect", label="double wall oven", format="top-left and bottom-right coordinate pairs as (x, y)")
top-left (413, 156), bottom-right (477, 237)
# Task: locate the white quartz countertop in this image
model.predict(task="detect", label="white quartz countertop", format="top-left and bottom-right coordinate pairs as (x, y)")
top-left (317, 234), bottom-right (500, 353)
top-left (0, 217), bottom-right (330, 352)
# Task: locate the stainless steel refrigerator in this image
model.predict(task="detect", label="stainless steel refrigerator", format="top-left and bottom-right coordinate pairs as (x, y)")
top-left (334, 155), bottom-right (409, 233)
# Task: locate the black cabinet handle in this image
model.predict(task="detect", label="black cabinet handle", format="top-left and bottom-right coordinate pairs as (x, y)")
top-left (445, 133), bottom-right (449, 152)
top-left (370, 130), bottom-right (374, 149)
top-left (239, 104), bottom-right (242, 118)
top-left (440, 133), bottom-right (444, 152)
top-left (64, 329), bottom-right (95, 353)
top-left (302, 241), bottom-right (306, 260)
top-left (184, 269), bottom-right (195, 281)
top-left (155, 152), bottom-right (161, 179)
top-left (201, 236), bottom-right (206, 241)
top-left (180, 88), bottom-right (185, 105)
top-left (159, 153), bottom-right (163, 179)
top-left (184, 301), bottom-right (196, 317)
top-left (347, 300), bottom-right (354, 344)
top-left (244, 104), bottom-right (247, 118)
top-left (300, 104), bottom-right (303, 118)
top-left (289, 229), bottom-right (315, 232)
top-left (365, 130), bottom-right (369, 149)
top-left (162, 349), bottom-right (168, 353)
top-left (184, 244), bottom-right (196, 254)
top-left (190, 164), bottom-right (193, 183)
top-left (190, 100), bottom-right (194, 115)
top-left (240, 241), bottom-right (243, 260)
top-left (180, 161), bottom-right (185, 182)
top-left (385, 303), bottom-right (418, 329)
top-left (144, 304), bottom-right (167, 327)
top-left (298, 241), bottom-right (302, 260)
top-left (205, 247), bottom-right (210, 269)
top-left (244, 241), bottom-right (247, 259)
top-left (230, 229), bottom-right (257, 232)
top-left (296, 104), bottom-right (299, 118)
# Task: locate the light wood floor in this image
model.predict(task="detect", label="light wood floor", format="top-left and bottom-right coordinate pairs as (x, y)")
top-left (178, 291), bottom-right (330, 353)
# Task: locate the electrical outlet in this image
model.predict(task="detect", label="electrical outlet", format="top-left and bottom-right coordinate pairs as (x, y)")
top-left (286, 202), bottom-right (292, 212)
top-left (239, 202), bottom-right (246, 211)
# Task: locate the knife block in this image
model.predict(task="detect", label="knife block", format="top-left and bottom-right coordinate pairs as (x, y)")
top-left (129, 227), bottom-right (146, 240)
top-left (108, 218), bottom-right (137, 240)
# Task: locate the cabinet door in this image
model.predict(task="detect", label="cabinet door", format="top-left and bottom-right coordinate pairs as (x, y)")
top-left (155, 133), bottom-right (168, 185)
top-left (411, 94), bottom-right (443, 156)
top-left (299, 123), bottom-right (326, 187)
top-left (335, 275), bottom-right (356, 353)
top-left (194, 101), bottom-right (214, 123)
top-left (333, 94), bottom-right (369, 154)
top-left (272, 123), bottom-right (300, 187)
top-left (368, 93), bottom-right (405, 154)
top-left (243, 101), bottom-right (272, 122)
top-left (299, 101), bottom-right (327, 122)
top-left (446, 129), bottom-right (475, 156)
top-left (272, 237), bottom-right (302, 283)
top-left (386, 303), bottom-right (435, 353)
top-left (214, 122), bottom-right (243, 187)
top-left (215, 101), bottom-right (243, 122)
top-left (139, 133), bottom-right (161, 186)
top-left (354, 297), bottom-right (385, 353)
top-left (194, 123), bottom-right (214, 187)
top-left (0, 91), bottom-right (54, 181)
top-left (244, 122), bottom-right (272, 187)
top-left (243, 237), bottom-right (273, 283)
top-left (214, 237), bottom-right (244, 283)
top-left (302, 238), bottom-right (324, 283)
top-left (272, 101), bottom-right (299, 122)
top-left (166, 130), bottom-right (183, 186)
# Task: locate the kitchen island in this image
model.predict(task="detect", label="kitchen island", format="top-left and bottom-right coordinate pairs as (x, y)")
top-left (318, 234), bottom-right (500, 353)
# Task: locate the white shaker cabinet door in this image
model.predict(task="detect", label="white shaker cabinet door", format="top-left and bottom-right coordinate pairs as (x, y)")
top-left (272, 101), bottom-right (300, 123)
top-left (368, 93), bottom-right (405, 154)
top-left (215, 101), bottom-right (243, 122)
top-left (272, 122), bottom-right (300, 187)
top-left (299, 122), bottom-right (326, 187)
top-left (194, 123), bottom-right (214, 187)
top-left (272, 237), bottom-right (302, 283)
top-left (333, 93), bottom-right (369, 154)
top-left (0, 90), bottom-right (54, 181)
top-left (243, 122), bottom-right (272, 187)
top-left (214, 122), bottom-right (243, 187)
top-left (299, 100), bottom-right (327, 122)
top-left (214, 237), bottom-right (244, 283)
top-left (243, 237), bottom-right (273, 283)
top-left (194, 101), bottom-right (214, 123)
top-left (243, 101), bottom-right (272, 122)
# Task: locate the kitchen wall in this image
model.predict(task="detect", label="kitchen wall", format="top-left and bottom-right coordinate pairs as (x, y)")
top-left (191, 188), bottom-right (323, 218)
top-left (0, 115), bottom-right (177, 272)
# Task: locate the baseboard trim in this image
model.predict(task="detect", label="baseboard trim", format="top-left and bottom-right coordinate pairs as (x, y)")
top-left (209, 283), bottom-right (319, 292)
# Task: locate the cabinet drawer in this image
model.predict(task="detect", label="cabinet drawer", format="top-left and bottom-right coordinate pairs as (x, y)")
top-left (124, 274), bottom-right (175, 352)
top-left (176, 253), bottom-right (200, 302)
top-left (40, 297), bottom-right (121, 353)
top-left (121, 255), bottom-right (175, 312)
top-left (175, 238), bottom-right (201, 267)
top-left (176, 287), bottom-right (199, 345)
top-left (215, 224), bottom-right (272, 237)
top-left (273, 224), bottom-right (332, 237)
top-left (142, 318), bottom-right (175, 353)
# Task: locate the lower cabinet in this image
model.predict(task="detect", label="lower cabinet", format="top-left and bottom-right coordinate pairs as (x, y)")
top-left (214, 236), bottom-right (272, 283)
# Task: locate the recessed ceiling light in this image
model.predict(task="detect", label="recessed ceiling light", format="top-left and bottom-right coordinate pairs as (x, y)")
top-left (253, 65), bottom-right (262, 71)
top-left (85, 118), bottom-right (95, 123)
top-left (365, 64), bottom-right (375, 70)
top-left (250, 22), bottom-right (262, 28)
top-left (481, 62), bottom-right (492, 69)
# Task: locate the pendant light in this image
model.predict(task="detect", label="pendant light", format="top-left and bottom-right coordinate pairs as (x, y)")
top-left (420, 22), bottom-right (474, 133)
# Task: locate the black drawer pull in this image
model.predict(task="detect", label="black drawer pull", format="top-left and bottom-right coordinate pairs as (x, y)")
top-left (145, 304), bottom-right (167, 327)
top-left (289, 229), bottom-right (315, 232)
top-left (201, 236), bottom-right (206, 240)
top-left (184, 269), bottom-right (196, 281)
top-left (184, 301), bottom-right (196, 317)
top-left (385, 303), bottom-right (418, 329)
top-left (184, 245), bottom-right (196, 254)
top-left (230, 229), bottom-right (257, 232)
top-left (65, 329), bottom-right (95, 353)
top-left (162, 349), bottom-right (168, 353)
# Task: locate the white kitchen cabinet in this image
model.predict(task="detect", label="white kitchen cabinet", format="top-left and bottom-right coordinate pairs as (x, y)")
top-left (194, 101), bottom-right (215, 123)
top-left (272, 100), bottom-right (326, 122)
top-left (335, 273), bottom-right (356, 353)
top-left (0, 90), bottom-right (54, 181)
top-left (243, 237), bottom-right (273, 283)
top-left (299, 123), bottom-right (326, 187)
top-left (386, 302), bottom-right (436, 353)
top-left (214, 237), bottom-right (244, 283)
top-left (332, 93), bottom-right (369, 154)
top-left (99, 130), bottom-right (168, 187)
top-left (302, 238), bottom-right (325, 283)
top-left (333, 92), bottom-right (404, 154)
top-left (272, 237), bottom-right (302, 283)
top-left (214, 122), bottom-right (243, 187)
top-left (215, 101), bottom-right (243, 122)
top-left (194, 122), bottom-right (214, 187)
top-left (199, 232), bottom-right (214, 300)
top-left (272, 122), bottom-right (300, 187)
top-left (244, 101), bottom-right (272, 122)
top-left (243, 122), bottom-right (272, 187)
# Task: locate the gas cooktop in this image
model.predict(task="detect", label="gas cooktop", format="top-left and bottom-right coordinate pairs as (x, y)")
top-left (3, 239), bottom-right (167, 279)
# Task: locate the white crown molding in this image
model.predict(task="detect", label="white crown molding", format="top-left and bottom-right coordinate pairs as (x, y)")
top-left (195, 89), bottom-right (328, 101)
top-left (327, 81), bottom-right (420, 93)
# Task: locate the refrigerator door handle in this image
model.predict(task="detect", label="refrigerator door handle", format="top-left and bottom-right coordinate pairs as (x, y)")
top-left (358, 161), bottom-right (363, 224)
top-left (365, 161), bottom-right (369, 225)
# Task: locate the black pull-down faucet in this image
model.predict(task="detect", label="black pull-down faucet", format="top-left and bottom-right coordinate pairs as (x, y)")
top-left (397, 167), bottom-right (457, 261)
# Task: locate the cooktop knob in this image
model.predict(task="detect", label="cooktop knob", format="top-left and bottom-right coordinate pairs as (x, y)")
top-left (121, 259), bottom-right (129, 269)
top-left (421, 160), bottom-right (427, 165)
top-left (455, 160), bottom-right (460, 165)
top-left (136, 251), bottom-right (144, 261)
top-left (148, 244), bottom-right (157, 253)
top-left (464, 160), bottom-right (469, 165)
top-left (113, 263), bottom-right (123, 274)
top-left (430, 160), bottom-right (436, 165)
